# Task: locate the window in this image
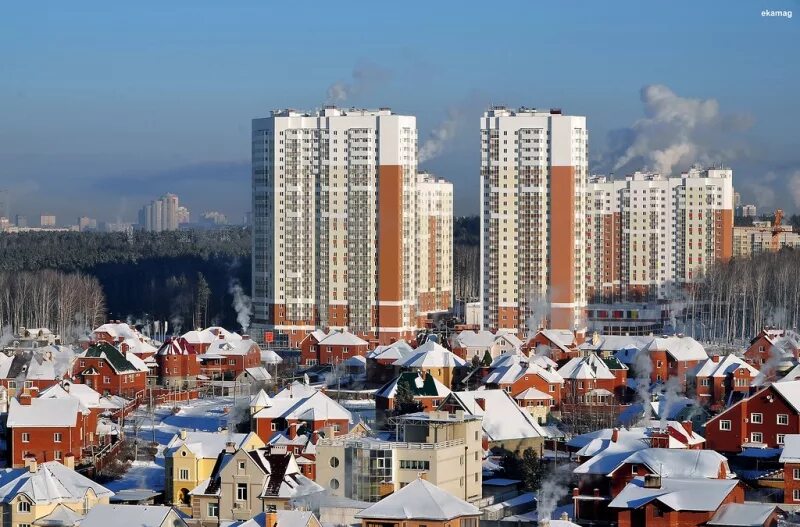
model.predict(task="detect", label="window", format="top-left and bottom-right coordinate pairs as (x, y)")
top-left (751, 432), bottom-right (763, 443)
top-left (238, 461), bottom-right (246, 470)
top-left (103, 376), bottom-right (110, 384)
top-left (794, 489), bottom-right (800, 502)
top-left (750, 413), bottom-right (763, 424)
top-left (54, 451), bottom-right (62, 461)
top-left (778, 414), bottom-right (789, 425)
top-left (18, 500), bottom-right (31, 513)
top-left (778, 434), bottom-right (786, 445)
top-left (631, 464), bottom-right (639, 474)
top-left (228, 359), bottom-right (236, 365)
top-left (207, 503), bottom-right (219, 517)
top-left (179, 469), bottom-right (189, 480)
top-left (329, 457), bottom-right (340, 468)
top-left (329, 478), bottom-right (340, 489)
top-left (720, 420), bottom-right (731, 431)
top-left (236, 483), bottom-right (248, 501)
top-left (701, 378), bottom-right (710, 386)
top-left (54, 432), bottom-right (62, 443)
top-left (793, 468), bottom-right (800, 480)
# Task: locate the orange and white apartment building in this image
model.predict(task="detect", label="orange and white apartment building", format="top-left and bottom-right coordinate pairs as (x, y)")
top-left (251, 108), bottom-right (452, 347)
top-left (586, 168), bottom-right (734, 303)
top-left (480, 106), bottom-right (588, 333)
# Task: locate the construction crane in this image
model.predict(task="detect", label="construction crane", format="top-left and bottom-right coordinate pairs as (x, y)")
top-left (772, 209), bottom-right (784, 252)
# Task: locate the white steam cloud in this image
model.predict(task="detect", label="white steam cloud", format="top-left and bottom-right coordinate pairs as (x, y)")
top-left (633, 348), bottom-right (654, 424)
top-left (229, 279), bottom-right (252, 334)
top-left (604, 84), bottom-right (753, 176)
top-left (418, 108), bottom-right (461, 164)
top-left (325, 61), bottom-right (391, 104)
top-left (536, 464), bottom-right (573, 521)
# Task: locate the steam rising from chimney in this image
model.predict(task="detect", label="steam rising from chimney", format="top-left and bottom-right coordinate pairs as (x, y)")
top-left (229, 279), bottom-right (252, 334)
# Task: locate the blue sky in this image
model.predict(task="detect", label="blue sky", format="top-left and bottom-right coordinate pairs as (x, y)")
top-left (1, 1), bottom-right (798, 222)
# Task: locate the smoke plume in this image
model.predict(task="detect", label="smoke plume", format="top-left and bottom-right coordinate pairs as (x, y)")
top-left (53, 346), bottom-right (77, 379)
top-left (659, 375), bottom-right (683, 430)
top-left (0, 326), bottom-right (13, 348)
top-left (418, 108), bottom-right (461, 164)
top-left (229, 279), bottom-right (252, 334)
top-left (536, 464), bottom-right (573, 521)
top-left (325, 61), bottom-right (391, 104)
top-left (524, 291), bottom-right (550, 340)
top-left (633, 348), bottom-right (654, 424)
top-left (600, 84), bottom-right (753, 176)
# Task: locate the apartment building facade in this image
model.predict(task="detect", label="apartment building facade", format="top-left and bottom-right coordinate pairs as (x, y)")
top-left (480, 107), bottom-right (588, 333)
top-left (252, 108), bottom-right (453, 347)
top-left (586, 168), bottom-right (734, 302)
top-left (416, 171), bottom-right (454, 320)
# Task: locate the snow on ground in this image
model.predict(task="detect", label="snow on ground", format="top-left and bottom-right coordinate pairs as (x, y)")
top-left (108, 395), bottom-right (240, 493)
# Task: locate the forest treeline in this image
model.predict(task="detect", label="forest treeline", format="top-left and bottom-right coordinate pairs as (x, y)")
top-left (453, 216), bottom-right (480, 301)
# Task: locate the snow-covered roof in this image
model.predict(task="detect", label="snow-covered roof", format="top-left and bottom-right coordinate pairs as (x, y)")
top-left (514, 387), bottom-right (553, 400)
top-left (260, 349), bottom-right (283, 364)
top-left (38, 381), bottom-right (103, 411)
top-left (771, 380), bottom-right (800, 413)
top-left (368, 340), bottom-right (415, 361)
top-left (693, 354), bottom-right (758, 378)
top-left (645, 335), bottom-right (708, 362)
top-left (314, 329), bottom-right (368, 347)
top-left (581, 335), bottom-right (654, 354)
top-left (80, 504), bottom-right (186, 527)
top-left (375, 372), bottom-right (450, 399)
top-left (233, 510), bottom-right (318, 527)
top-left (275, 381), bottom-right (318, 399)
top-left (706, 503), bottom-right (777, 526)
top-left (445, 389), bottom-right (546, 441)
top-left (252, 390), bottom-right (352, 424)
top-left (450, 330), bottom-right (500, 348)
top-left (7, 397), bottom-right (82, 427)
top-left (484, 361), bottom-right (563, 386)
top-left (182, 327), bottom-right (242, 344)
top-left (355, 478), bottom-right (479, 520)
top-left (250, 389), bottom-right (272, 409)
top-left (157, 339), bottom-right (190, 356)
top-left (574, 436), bottom-right (649, 475)
top-left (393, 339), bottom-right (466, 369)
top-left (120, 337), bottom-right (158, 356)
top-left (342, 355), bottom-right (367, 368)
top-left (611, 448), bottom-right (729, 479)
top-left (165, 431), bottom-right (259, 459)
top-left (124, 351), bottom-right (150, 372)
top-left (241, 366), bottom-right (272, 382)
top-left (489, 350), bottom-right (525, 369)
top-left (557, 353), bottom-right (617, 380)
top-left (609, 476), bottom-right (739, 512)
top-left (536, 329), bottom-right (576, 353)
top-left (0, 461), bottom-right (113, 504)
top-left (32, 502), bottom-right (84, 526)
top-left (780, 434), bottom-right (800, 463)
top-left (203, 339), bottom-right (259, 358)
top-left (93, 323), bottom-right (139, 340)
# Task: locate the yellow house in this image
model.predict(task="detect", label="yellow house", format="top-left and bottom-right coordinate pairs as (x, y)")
top-left (165, 429), bottom-right (264, 513)
top-left (0, 457), bottom-right (112, 526)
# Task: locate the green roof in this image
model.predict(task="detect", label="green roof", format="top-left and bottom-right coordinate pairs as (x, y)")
top-left (397, 372), bottom-right (441, 397)
top-left (85, 342), bottom-right (139, 373)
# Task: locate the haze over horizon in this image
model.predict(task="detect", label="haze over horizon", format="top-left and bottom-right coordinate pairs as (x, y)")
top-left (1, 1), bottom-right (797, 223)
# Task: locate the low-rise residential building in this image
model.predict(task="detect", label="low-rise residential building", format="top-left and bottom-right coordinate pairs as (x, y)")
top-left (609, 476), bottom-right (744, 527)
top-left (81, 504), bottom-right (189, 527)
top-left (316, 410), bottom-right (483, 503)
top-left (641, 336), bottom-right (708, 386)
top-left (6, 394), bottom-right (89, 467)
top-left (744, 328), bottom-right (800, 369)
top-left (88, 322), bottom-right (155, 349)
top-left (391, 337), bottom-right (466, 387)
top-left (692, 354), bottom-right (759, 409)
top-left (354, 477), bottom-right (480, 527)
top-left (156, 338), bottom-right (201, 389)
top-left (180, 327), bottom-right (242, 354)
top-left (0, 458), bottom-right (113, 526)
top-left (366, 340), bottom-right (415, 385)
top-left (164, 430), bottom-right (265, 510)
top-left (374, 371), bottom-right (450, 428)
top-left (187, 445), bottom-right (322, 526)
top-left (0, 346), bottom-right (74, 396)
top-left (483, 359), bottom-right (564, 407)
top-left (439, 389), bottom-right (547, 452)
top-left (198, 336), bottom-right (262, 381)
top-left (449, 330), bottom-right (522, 361)
top-left (73, 342), bottom-right (148, 398)
top-left (513, 387), bottom-right (553, 424)
top-left (299, 329), bottom-right (369, 366)
top-left (557, 352), bottom-right (627, 406)
top-left (526, 329), bottom-right (581, 363)
top-left (780, 434), bottom-right (800, 504)
top-left (706, 503), bottom-right (780, 527)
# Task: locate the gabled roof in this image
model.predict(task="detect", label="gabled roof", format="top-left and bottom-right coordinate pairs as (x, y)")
top-left (165, 431), bottom-right (258, 459)
top-left (536, 329), bottom-right (576, 353)
top-left (779, 434), bottom-right (800, 463)
top-left (157, 339), bottom-right (190, 356)
top-left (694, 354), bottom-right (758, 378)
top-left (274, 381), bottom-right (317, 399)
top-left (557, 353), bottom-right (616, 380)
top-left (645, 335), bottom-right (708, 362)
top-left (574, 436), bottom-right (648, 475)
top-left (7, 397), bottom-right (82, 427)
top-left (375, 372), bottom-right (450, 399)
top-left (514, 387), bottom-right (553, 400)
top-left (241, 366), bottom-right (272, 382)
top-left (444, 389), bottom-right (546, 441)
top-left (260, 349), bottom-right (284, 364)
top-left (39, 381), bottom-right (103, 411)
top-left (80, 504), bottom-right (187, 527)
top-left (609, 477), bottom-right (739, 512)
top-left (203, 339), bottom-right (259, 358)
top-left (367, 340), bottom-right (415, 361)
top-left (32, 502), bottom-right (83, 526)
top-left (342, 355), bottom-right (367, 368)
top-left (484, 361), bottom-right (563, 386)
top-left (393, 340), bottom-right (466, 369)
top-left (355, 478), bottom-right (479, 520)
top-left (706, 503), bottom-right (777, 527)
top-left (610, 448), bottom-right (728, 479)
top-left (181, 326), bottom-right (242, 344)
top-left (252, 390), bottom-right (352, 424)
top-left (234, 510), bottom-right (319, 527)
top-left (250, 389), bottom-right (272, 408)
top-left (92, 323), bottom-right (140, 340)
top-left (314, 329), bottom-right (368, 347)
top-left (81, 342), bottom-right (145, 374)
top-left (0, 461), bottom-right (113, 503)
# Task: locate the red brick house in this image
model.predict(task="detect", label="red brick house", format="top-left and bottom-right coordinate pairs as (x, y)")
top-left (6, 393), bottom-right (88, 467)
top-left (179, 326), bottom-right (242, 354)
top-left (198, 335), bottom-right (262, 380)
top-left (557, 352), bottom-right (628, 405)
top-left (73, 343), bottom-right (148, 399)
top-left (609, 476), bottom-right (745, 527)
top-left (780, 434), bottom-right (800, 503)
top-left (692, 354), bottom-right (759, 410)
top-left (449, 330), bottom-right (523, 361)
top-left (642, 336), bottom-right (708, 387)
top-left (745, 328), bottom-right (800, 367)
top-left (299, 329), bottom-right (369, 367)
top-left (156, 338), bottom-right (200, 389)
top-left (526, 329), bottom-right (581, 363)
top-left (250, 385), bottom-right (352, 443)
top-left (482, 359), bottom-right (564, 407)
top-left (0, 347), bottom-right (71, 397)
top-left (705, 380), bottom-right (800, 453)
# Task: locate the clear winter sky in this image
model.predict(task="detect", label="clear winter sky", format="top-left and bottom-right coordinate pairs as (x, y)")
top-left (1, 1), bottom-right (797, 223)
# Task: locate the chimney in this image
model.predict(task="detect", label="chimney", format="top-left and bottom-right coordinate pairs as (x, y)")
top-left (24, 455), bottom-right (37, 473)
top-left (611, 427), bottom-right (619, 443)
top-left (19, 393), bottom-right (32, 406)
top-left (560, 512), bottom-right (570, 521)
top-left (712, 355), bottom-right (720, 363)
top-left (681, 420), bottom-right (693, 436)
top-left (572, 487), bottom-right (579, 497)
top-left (63, 453), bottom-right (75, 470)
top-left (225, 441), bottom-right (236, 454)
top-left (265, 504), bottom-right (278, 527)
top-left (475, 398), bottom-right (486, 411)
top-left (179, 429), bottom-right (187, 440)
top-left (242, 335), bottom-right (250, 341)
top-left (29, 386), bottom-right (39, 398)
top-left (643, 474), bottom-right (662, 488)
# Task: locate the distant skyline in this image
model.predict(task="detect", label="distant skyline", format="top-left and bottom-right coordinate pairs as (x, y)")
top-left (1, 1), bottom-right (798, 222)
